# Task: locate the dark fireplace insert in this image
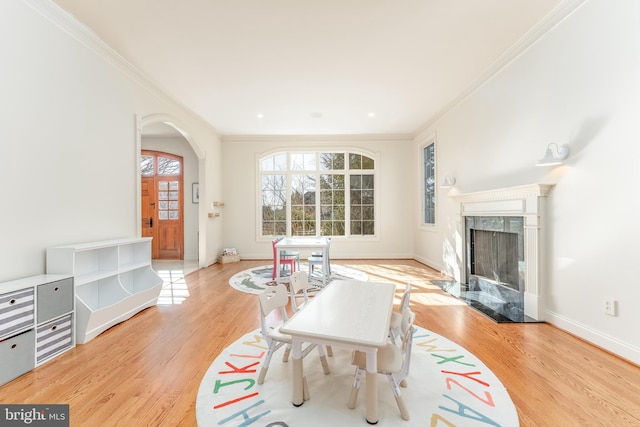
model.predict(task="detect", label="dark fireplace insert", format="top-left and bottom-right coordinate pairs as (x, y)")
top-left (470, 229), bottom-right (520, 291)
top-left (433, 215), bottom-right (540, 322)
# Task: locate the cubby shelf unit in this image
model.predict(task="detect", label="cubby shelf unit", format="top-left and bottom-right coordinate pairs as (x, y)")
top-left (1, 274), bottom-right (74, 385)
top-left (46, 238), bottom-right (162, 344)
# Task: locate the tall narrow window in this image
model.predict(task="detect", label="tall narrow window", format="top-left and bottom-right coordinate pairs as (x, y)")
top-left (349, 154), bottom-right (375, 236)
top-left (320, 174), bottom-right (345, 236)
top-left (319, 153), bottom-right (345, 236)
top-left (261, 174), bottom-right (287, 236)
top-left (260, 153), bottom-right (287, 235)
top-left (290, 173), bottom-right (316, 236)
top-left (423, 142), bottom-right (435, 225)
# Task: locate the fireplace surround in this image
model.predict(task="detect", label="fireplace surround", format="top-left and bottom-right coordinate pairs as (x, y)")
top-left (452, 184), bottom-right (553, 322)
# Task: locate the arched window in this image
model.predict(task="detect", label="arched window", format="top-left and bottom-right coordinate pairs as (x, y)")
top-left (259, 151), bottom-right (376, 237)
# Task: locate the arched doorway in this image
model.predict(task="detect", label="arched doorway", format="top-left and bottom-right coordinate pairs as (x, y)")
top-left (137, 114), bottom-right (205, 265)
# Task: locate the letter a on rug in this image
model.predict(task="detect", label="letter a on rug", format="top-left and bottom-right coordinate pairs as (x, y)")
top-left (196, 326), bottom-right (519, 426)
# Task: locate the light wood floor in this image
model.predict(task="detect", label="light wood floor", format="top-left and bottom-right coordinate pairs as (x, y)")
top-left (1, 260), bottom-right (638, 426)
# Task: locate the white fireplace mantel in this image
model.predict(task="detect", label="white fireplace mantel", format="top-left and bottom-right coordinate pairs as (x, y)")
top-left (453, 183), bottom-right (554, 321)
top-left (453, 183), bottom-right (553, 217)
top-left (453, 183), bottom-right (553, 201)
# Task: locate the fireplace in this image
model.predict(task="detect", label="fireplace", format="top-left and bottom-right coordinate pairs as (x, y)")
top-left (462, 216), bottom-right (526, 322)
top-left (466, 216), bottom-right (524, 292)
top-left (471, 229), bottom-right (519, 288)
top-left (452, 184), bottom-right (553, 322)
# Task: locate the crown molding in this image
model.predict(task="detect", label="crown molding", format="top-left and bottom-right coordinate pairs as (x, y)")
top-left (412, 0), bottom-right (589, 139)
top-left (222, 133), bottom-right (413, 144)
top-left (24, 0), bottom-right (587, 142)
top-left (22, 0), bottom-right (218, 135)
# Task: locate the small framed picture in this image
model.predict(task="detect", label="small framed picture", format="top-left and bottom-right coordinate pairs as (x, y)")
top-left (192, 183), bottom-right (199, 204)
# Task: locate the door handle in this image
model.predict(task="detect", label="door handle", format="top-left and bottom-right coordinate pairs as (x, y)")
top-left (150, 217), bottom-right (153, 228)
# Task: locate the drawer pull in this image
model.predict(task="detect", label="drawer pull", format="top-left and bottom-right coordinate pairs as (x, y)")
top-left (9, 299), bottom-right (16, 305)
top-left (51, 325), bottom-right (57, 332)
top-left (11, 343), bottom-right (17, 349)
top-left (54, 287), bottom-right (59, 292)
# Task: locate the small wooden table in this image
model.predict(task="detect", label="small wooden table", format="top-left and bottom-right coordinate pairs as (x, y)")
top-left (275, 237), bottom-right (331, 284)
top-left (280, 279), bottom-right (395, 424)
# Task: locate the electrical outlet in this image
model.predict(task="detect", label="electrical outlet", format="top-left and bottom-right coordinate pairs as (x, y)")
top-left (604, 298), bottom-right (617, 316)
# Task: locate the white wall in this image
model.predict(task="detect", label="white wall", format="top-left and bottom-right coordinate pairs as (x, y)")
top-left (0, 1), bottom-right (222, 281)
top-left (141, 137), bottom-right (199, 261)
top-left (221, 136), bottom-right (414, 260)
top-left (413, 0), bottom-right (640, 364)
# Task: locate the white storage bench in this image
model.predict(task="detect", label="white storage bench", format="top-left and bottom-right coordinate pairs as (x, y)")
top-left (46, 238), bottom-right (162, 345)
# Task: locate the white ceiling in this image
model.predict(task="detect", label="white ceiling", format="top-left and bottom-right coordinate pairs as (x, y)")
top-left (52, 0), bottom-right (564, 137)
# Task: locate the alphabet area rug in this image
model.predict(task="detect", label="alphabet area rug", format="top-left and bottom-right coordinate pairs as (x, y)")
top-left (196, 326), bottom-right (519, 427)
top-left (228, 264), bottom-right (368, 294)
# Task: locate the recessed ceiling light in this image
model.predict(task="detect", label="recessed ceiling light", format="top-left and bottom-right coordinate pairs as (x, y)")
top-left (257, 113), bottom-right (264, 118)
top-left (368, 112), bottom-right (376, 117)
top-left (310, 112), bottom-right (323, 118)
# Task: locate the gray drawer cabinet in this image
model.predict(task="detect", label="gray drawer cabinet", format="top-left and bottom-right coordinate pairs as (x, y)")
top-left (0, 288), bottom-right (34, 339)
top-left (0, 274), bottom-right (74, 386)
top-left (0, 330), bottom-right (35, 386)
top-left (36, 313), bottom-right (73, 365)
top-left (37, 278), bottom-right (73, 324)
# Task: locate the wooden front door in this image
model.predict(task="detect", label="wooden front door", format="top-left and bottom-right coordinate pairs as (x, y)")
top-left (141, 150), bottom-right (184, 260)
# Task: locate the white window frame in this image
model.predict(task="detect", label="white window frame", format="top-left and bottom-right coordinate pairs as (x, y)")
top-left (419, 134), bottom-right (437, 229)
top-left (257, 149), bottom-right (377, 239)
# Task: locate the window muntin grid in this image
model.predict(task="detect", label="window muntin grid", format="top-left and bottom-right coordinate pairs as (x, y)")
top-left (423, 143), bottom-right (435, 225)
top-left (259, 151), bottom-right (375, 237)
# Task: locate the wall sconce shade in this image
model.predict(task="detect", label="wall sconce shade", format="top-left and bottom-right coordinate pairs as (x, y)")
top-left (537, 143), bottom-right (569, 166)
top-left (440, 175), bottom-right (456, 188)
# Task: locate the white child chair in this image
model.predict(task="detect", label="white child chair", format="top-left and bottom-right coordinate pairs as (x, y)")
top-left (289, 271), bottom-right (333, 356)
top-left (389, 283), bottom-right (411, 344)
top-left (257, 283), bottom-right (329, 385)
top-left (347, 307), bottom-right (416, 421)
top-left (307, 237), bottom-right (331, 284)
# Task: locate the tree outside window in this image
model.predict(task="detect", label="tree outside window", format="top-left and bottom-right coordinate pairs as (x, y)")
top-left (423, 142), bottom-right (436, 225)
top-left (259, 151), bottom-right (375, 237)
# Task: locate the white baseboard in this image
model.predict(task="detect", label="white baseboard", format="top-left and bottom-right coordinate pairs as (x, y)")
top-left (545, 310), bottom-right (639, 366)
top-left (413, 254), bottom-right (444, 273)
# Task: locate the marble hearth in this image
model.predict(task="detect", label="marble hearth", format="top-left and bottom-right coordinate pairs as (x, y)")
top-left (433, 278), bottom-right (531, 323)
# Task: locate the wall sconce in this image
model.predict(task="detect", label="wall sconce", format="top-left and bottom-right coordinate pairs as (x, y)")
top-left (536, 143), bottom-right (569, 166)
top-left (440, 175), bottom-right (456, 188)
